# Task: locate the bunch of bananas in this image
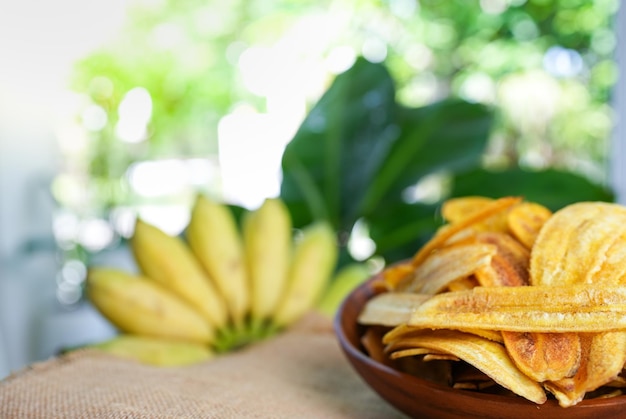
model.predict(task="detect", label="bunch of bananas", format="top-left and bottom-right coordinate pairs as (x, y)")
top-left (86, 195), bottom-right (369, 366)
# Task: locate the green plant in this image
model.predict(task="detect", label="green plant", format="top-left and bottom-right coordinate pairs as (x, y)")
top-left (280, 58), bottom-right (614, 266)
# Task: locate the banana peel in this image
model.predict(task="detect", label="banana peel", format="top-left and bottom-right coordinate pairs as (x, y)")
top-left (91, 335), bottom-right (214, 367)
top-left (317, 263), bottom-right (371, 317)
top-left (86, 196), bottom-right (343, 363)
top-left (87, 268), bottom-right (215, 344)
top-left (272, 221), bottom-right (338, 328)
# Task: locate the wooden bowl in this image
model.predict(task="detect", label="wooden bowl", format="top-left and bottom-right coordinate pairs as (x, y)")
top-left (334, 274), bottom-right (626, 418)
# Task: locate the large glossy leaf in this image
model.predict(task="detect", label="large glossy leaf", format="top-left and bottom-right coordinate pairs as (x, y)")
top-left (450, 167), bottom-right (614, 211)
top-left (362, 101), bottom-right (492, 214)
top-left (281, 59), bottom-right (492, 242)
top-left (281, 57), bottom-right (398, 232)
top-left (367, 201), bottom-right (441, 262)
top-left (280, 58), bottom-right (614, 267)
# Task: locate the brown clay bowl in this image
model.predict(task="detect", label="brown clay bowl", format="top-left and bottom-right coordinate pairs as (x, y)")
top-left (334, 273), bottom-right (626, 418)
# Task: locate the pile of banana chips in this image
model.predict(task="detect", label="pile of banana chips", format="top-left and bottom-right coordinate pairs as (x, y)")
top-left (358, 196), bottom-right (626, 408)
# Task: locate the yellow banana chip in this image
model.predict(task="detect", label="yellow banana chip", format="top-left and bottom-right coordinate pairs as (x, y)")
top-left (411, 196), bottom-right (522, 268)
top-left (521, 202), bottom-right (626, 406)
top-left (358, 293), bottom-right (430, 326)
top-left (381, 322), bottom-right (502, 345)
top-left (358, 197), bottom-right (626, 407)
top-left (473, 232), bottom-right (529, 287)
top-left (502, 331), bottom-right (581, 382)
top-left (398, 242), bottom-right (497, 294)
top-left (446, 276), bottom-right (478, 292)
top-left (506, 201), bottom-right (552, 249)
top-left (441, 196), bottom-right (494, 223)
top-left (408, 284), bottom-right (626, 332)
top-left (382, 261), bottom-right (417, 289)
top-left (544, 332), bottom-right (626, 407)
top-left (530, 202), bottom-right (626, 287)
top-left (385, 330), bottom-right (547, 405)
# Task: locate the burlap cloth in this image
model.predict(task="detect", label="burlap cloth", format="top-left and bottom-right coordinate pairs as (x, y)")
top-left (0, 313), bottom-right (407, 418)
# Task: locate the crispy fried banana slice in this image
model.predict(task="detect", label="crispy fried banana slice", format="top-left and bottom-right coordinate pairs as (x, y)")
top-left (530, 202), bottom-right (626, 287)
top-left (385, 330), bottom-right (547, 404)
top-left (388, 347), bottom-right (447, 358)
top-left (382, 323), bottom-right (421, 344)
top-left (398, 242), bottom-right (497, 294)
top-left (446, 276), bottom-right (478, 292)
top-left (358, 293), bottom-right (430, 327)
top-left (411, 196), bottom-right (522, 268)
top-left (441, 196), bottom-right (494, 223)
top-left (473, 232), bottom-right (529, 287)
top-left (408, 284), bottom-right (626, 332)
top-left (502, 331), bottom-right (581, 382)
top-left (381, 321), bottom-right (503, 345)
top-left (423, 354), bottom-right (461, 362)
top-left (523, 202), bottom-right (626, 403)
top-left (361, 327), bottom-right (396, 368)
top-left (544, 332), bottom-right (626, 407)
top-left (507, 202), bottom-right (552, 249)
top-left (588, 229), bottom-right (626, 284)
top-left (382, 261), bottom-right (416, 289)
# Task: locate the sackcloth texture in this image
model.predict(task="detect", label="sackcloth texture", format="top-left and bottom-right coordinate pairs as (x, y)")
top-left (0, 313), bottom-right (407, 418)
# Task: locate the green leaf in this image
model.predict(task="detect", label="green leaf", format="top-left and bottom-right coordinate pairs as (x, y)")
top-left (362, 100), bottom-right (493, 213)
top-left (450, 167), bottom-right (615, 211)
top-left (281, 59), bottom-right (493, 249)
top-left (281, 57), bottom-right (397, 232)
top-left (280, 58), bottom-right (615, 267)
top-left (367, 201), bottom-right (442, 263)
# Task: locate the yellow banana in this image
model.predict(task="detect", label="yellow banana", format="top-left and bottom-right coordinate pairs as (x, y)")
top-left (130, 219), bottom-right (228, 329)
top-left (317, 263), bottom-right (371, 317)
top-left (243, 198), bottom-right (292, 322)
top-left (87, 268), bottom-right (214, 344)
top-left (187, 194), bottom-right (249, 327)
top-left (272, 221), bottom-right (338, 328)
top-left (91, 334), bottom-right (213, 367)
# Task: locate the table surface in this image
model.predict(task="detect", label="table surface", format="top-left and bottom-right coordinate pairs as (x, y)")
top-left (0, 313), bottom-right (408, 419)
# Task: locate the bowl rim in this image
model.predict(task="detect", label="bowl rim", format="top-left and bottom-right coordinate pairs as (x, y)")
top-left (333, 275), bottom-right (626, 410)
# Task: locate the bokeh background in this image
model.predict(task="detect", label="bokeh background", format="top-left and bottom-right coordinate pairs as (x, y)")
top-left (1, 0), bottom-right (625, 378)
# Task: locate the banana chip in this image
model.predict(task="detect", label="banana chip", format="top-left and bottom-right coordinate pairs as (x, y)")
top-left (358, 293), bottom-right (430, 326)
top-left (441, 196), bottom-right (494, 223)
top-left (380, 322), bottom-right (502, 345)
top-left (502, 331), bottom-right (581, 382)
top-left (385, 330), bottom-right (547, 405)
top-left (410, 196), bottom-right (522, 268)
top-left (530, 202), bottom-right (626, 287)
top-left (545, 332), bottom-right (626, 407)
top-left (408, 284), bottom-right (626, 332)
top-left (357, 197), bottom-right (626, 407)
top-left (398, 241), bottom-right (497, 294)
top-left (473, 232), bottom-right (529, 287)
top-left (506, 202), bottom-right (552, 249)
top-left (521, 202), bottom-right (626, 406)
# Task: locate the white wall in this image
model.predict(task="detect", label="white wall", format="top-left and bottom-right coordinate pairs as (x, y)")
top-left (0, 0), bottom-right (128, 379)
top-left (0, 0), bottom-right (128, 259)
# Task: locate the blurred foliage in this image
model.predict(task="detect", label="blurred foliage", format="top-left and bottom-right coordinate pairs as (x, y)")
top-left (64, 0), bottom-right (619, 209)
top-left (52, 0), bottom-right (620, 306)
top-left (280, 59), bottom-right (614, 265)
top-left (55, 0), bottom-right (619, 265)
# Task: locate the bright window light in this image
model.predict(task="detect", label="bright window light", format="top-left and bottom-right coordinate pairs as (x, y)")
top-left (135, 205), bottom-right (190, 236)
top-left (127, 159), bottom-right (190, 198)
top-left (218, 108), bottom-right (293, 209)
top-left (116, 87), bottom-right (152, 143)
